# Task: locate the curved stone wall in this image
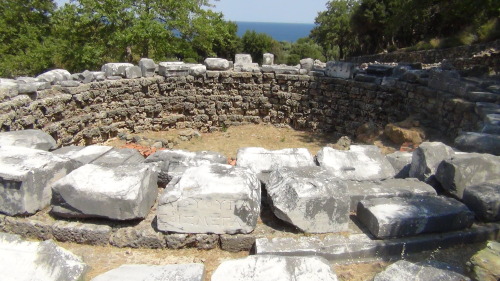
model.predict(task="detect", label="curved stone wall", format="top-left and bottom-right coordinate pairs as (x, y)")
top-left (1, 71), bottom-right (479, 146)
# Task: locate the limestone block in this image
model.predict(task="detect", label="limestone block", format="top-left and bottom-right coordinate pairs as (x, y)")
top-left (0, 81), bottom-right (19, 100)
top-left (211, 255), bottom-right (339, 281)
top-left (157, 163), bottom-right (261, 234)
top-left (463, 180), bottom-right (500, 222)
top-left (316, 145), bottom-right (396, 181)
top-left (204, 58), bottom-right (231, 70)
top-left (0, 129), bottom-right (57, 151)
top-left (409, 142), bottom-right (455, 183)
top-left (374, 260), bottom-right (471, 281)
top-left (261, 65), bottom-right (299, 74)
top-left (18, 82), bottom-right (50, 93)
top-left (91, 264), bottom-right (205, 281)
top-left (53, 145), bottom-right (144, 167)
top-left (91, 147), bottom-right (145, 167)
top-left (125, 66), bottom-right (142, 79)
top-left (220, 234), bottom-right (256, 252)
top-left (145, 149), bottom-right (227, 186)
top-left (189, 64), bottom-right (206, 76)
top-left (386, 151), bottom-right (412, 178)
top-left (300, 58), bottom-right (314, 71)
top-left (435, 153), bottom-right (500, 199)
top-left (263, 53), bottom-right (274, 65)
top-left (101, 63), bottom-right (134, 77)
top-left (235, 54), bottom-right (253, 65)
top-left (347, 178), bottom-right (437, 212)
top-left (36, 69), bottom-right (71, 84)
top-left (61, 80), bottom-right (81, 87)
top-left (0, 146), bottom-right (77, 216)
top-left (357, 196), bottom-right (474, 239)
top-left (236, 147), bottom-right (315, 184)
top-left (234, 63), bottom-right (260, 72)
top-left (267, 166), bottom-right (349, 233)
top-left (52, 221), bottom-right (111, 246)
top-left (158, 62), bottom-right (191, 77)
top-left (325, 61), bottom-right (355, 79)
top-left (139, 58), bottom-right (156, 77)
top-left (0, 233), bottom-right (88, 281)
top-left (51, 164), bottom-right (158, 220)
top-left (110, 226), bottom-right (166, 249)
top-left (454, 132), bottom-right (500, 156)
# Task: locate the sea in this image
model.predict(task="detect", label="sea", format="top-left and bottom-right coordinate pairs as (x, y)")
top-left (235, 21), bottom-right (316, 43)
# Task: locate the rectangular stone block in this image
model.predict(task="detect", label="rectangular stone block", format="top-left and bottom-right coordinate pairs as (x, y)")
top-left (52, 221), bottom-right (111, 246)
top-left (357, 196), bottom-right (474, 239)
top-left (325, 61), bottom-right (355, 79)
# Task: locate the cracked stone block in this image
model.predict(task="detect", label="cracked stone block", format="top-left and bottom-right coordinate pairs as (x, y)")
top-left (157, 163), bottom-right (261, 234)
top-left (0, 129), bottom-right (57, 151)
top-left (0, 146), bottom-right (78, 216)
top-left (357, 196), bottom-right (474, 239)
top-left (52, 221), bottom-right (111, 246)
top-left (211, 255), bottom-right (339, 281)
top-left (51, 164), bottom-right (158, 220)
top-left (409, 142), bottom-right (455, 184)
top-left (463, 180), bottom-right (500, 222)
top-left (91, 264), bottom-right (205, 281)
top-left (374, 260), bottom-right (471, 281)
top-left (236, 147), bottom-right (315, 184)
top-left (267, 166), bottom-right (349, 233)
top-left (316, 145), bottom-right (396, 181)
top-left (145, 149), bottom-right (227, 186)
top-left (0, 233), bottom-right (88, 281)
top-left (139, 58), bottom-right (156, 77)
top-left (347, 178), bottom-right (437, 212)
top-left (101, 63), bottom-right (134, 77)
top-left (435, 153), bottom-right (500, 199)
top-left (386, 151), bottom-right (412, 178)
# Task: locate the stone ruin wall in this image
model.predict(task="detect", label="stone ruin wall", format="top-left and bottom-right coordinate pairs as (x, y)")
top-left (348, 39), bottom-right (500, 74)
top-left (1, 71), bottom-right (479, 146)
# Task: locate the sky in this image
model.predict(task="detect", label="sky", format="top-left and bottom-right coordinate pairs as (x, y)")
top-left (54, 0), bottom-right (329, 24)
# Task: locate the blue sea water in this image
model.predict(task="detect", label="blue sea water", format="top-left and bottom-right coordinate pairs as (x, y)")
top-left (235, 21), bottom-right (316, 42)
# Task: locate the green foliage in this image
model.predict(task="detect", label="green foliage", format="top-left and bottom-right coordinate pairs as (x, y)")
top-left (241, 30), bottom-right (275, 64)
top-left (287, 38), bottom-right (325, 65)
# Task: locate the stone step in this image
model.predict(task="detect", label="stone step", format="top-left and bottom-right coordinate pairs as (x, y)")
top-left (454, 132), bottom-right (500, 156)
top-left (466, 91), bottom-right (500, 103)
top-left (475, 102), bottom-right (500, 119)
top-left (254, 223), bottom-right (500, 263)
top-left (356, 196), bottom-right (474, 239)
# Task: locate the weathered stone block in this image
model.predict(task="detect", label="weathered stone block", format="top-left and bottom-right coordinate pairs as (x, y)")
top-left (261, 65), bottom-right (299, 74)
top-left (220, 234), bottom-right (256, 252)
top-left (386, 151), bottom-right (412, 178)
top-left (204, 58), bottom-right (231, 70)
top-left (300, 58), bottom-right (314, 71)
top-left (52, 221), bottom-right (111, 246)
top-left (189, 64), bottom-right (206, 76)
top-left (0, 129), bottom-right (56, 151)
top-left (347, 178), bottom-right (437, 212)
top-left (357, 196), bottom-right (474, 239)
top-left (157, 163), bottom-right (260, 234)
top-left (125, 65), bottom-right (142, 79)
top-left (374, 260), bottom-right (471, 281)
top-left (267, 166), bottom-right (349, 233)
top-left (0, 233), bottom-right (88, 281)
top-left (36, 69), bottom-right (72, 84)
top-left (139, 58), bottom-right (156, 77)
top-left (3, 216), bottom-right (53, 240)
top-left (110, 226), bottom-right (166, 249)
top-left (165, 233), bottom-right (219, 250)
top-left (235, 54), bottom-right (253, 65)
top-left (91, 147), bottom-right (145, 167)
top-left (263, 53), bottom-right (274, 65)
top-left (0, 146), bottom-right (77, 216)
top-left (463, 180), bottom-right (500, 222)
top-left (435, 153), bottom-right (500, 199)
top-left (469, 241), bottom-right (500, 281)
top-left (91, 264), bottom-right (205, 281)
top-left (102, 63), bottom-right (134, 77)
top-left (211, 255), bottom-right (339, 281)
top-left (316, 145), bottom-right (396, 181)
top-left (366, 64), bottom-right (394, 77)
top-left (145, 149), bottom-right (227, 186)
top-left (325, 61), bottom-right (355, 79)
top-left (236, 147), bottom-right (315, 184)
top-left (409, 142), bottom-right (455, 183)
top-left (454, 132), bottom-right (500, 156)
top-left (51, 164), bottom-right (158, 220)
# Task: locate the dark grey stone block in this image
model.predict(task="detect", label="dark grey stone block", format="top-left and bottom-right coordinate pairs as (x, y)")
top-left (357, 196), bottom-right (474, 239)
top-left (463, 180), bottom-right (500, 222)
top-left (386, 151), bottom-right (412, 178)
top-left (409, 142), bottom-right (455, 184)
top-left (454, 132), bottom-right (500, 156)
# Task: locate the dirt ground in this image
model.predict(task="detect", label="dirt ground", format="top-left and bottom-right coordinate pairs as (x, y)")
top-left (61, 124), bottom-right (481, 280)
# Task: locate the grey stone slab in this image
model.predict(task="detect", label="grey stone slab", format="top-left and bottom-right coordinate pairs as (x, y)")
top-left (386, 151), bottom-right (412, 178)
top-left (125, 66), bottom-right (142, 79)
top-left (0, 129), bottom-right (57, 151)
top-left (204, 58), bottom-right (231, 70)
top-left (36, 69), bottom-right (72, 84)
top-left (316, 145), bottom-right (396, 181)
top-left (139, 58), bottom-right (156, 77)
top-left (91, 264), bottom-right (205, 281)
top-left (234, 54), bottom-right (253, 65)
top-left (158, 62), bottom-right (191, 77)
top-left (485, 113), bottom-right (500, 126)
top-left (454, 132), bottom-right (500, 155)
top-left (188, 64), bottom-right (206, 76)
top-left (466, 91), bottom-right (500, 103)
top-left (475, 102), bottom-right (500, 119)
top-left (357, 196), bottom-right (474, 239)
top-left (255, 223), bottom-right (500, 262)
top-left (236, 147), bottom-right (316, 184)
top-left (482, 124), bottom-right (500, 135)
top-left (325, 61), bottom-right (355, 79)
top-left (211, 255), bottom-right (339, 281)
top-left (347, 178), bottom-right (437, 212)
top-left (157, 163), bottom-right (261, 234)
top-left (51, 164), bottom-right (158, 220)
top-left (110, 226), bottom-right (166, 249)
top-left (409, 142), bottom-right (455, 184)
top-left (355, 74), bottom-right (380, 84)
top-left (52, 145), bottom-right (113, 166)
top-left (435, 153), bottom-right (500, 199)
top-left (267, 166), bottom-right (349, 233)
top-left (463, 180), bottom-right (500, 222)
top-left (0, 233), bottom-right (88, 281)
top-left (0, 146), bottom-right (78, 215)
top-left (145, 149), bottom-right (227, 186)
top-left (61, 80), bottom-right (81, 87)
top-left (91, 147), bottom-right (145, 167)
top-left (374, 260), bottom-right (471, 281)
top-left (261, 65), bottom-right (300, 74)
top-left (52, 221), bottom-right (111, 246)
top-left (102, 63), bottom-right (134, 77)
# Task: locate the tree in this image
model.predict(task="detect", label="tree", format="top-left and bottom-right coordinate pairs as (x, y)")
top-left (287, 38), bottom-right (325, 65)
top-left (0, 0), bottom-right (57, 77)
top-left (241, 30), bottom-right (276, 64)
top-left (311, 0), bottom-right (357, 60)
